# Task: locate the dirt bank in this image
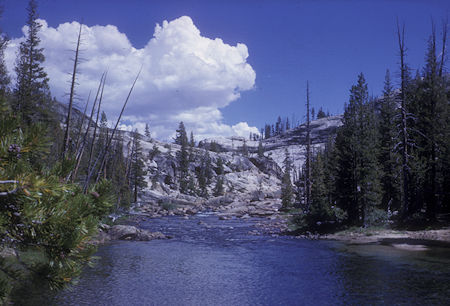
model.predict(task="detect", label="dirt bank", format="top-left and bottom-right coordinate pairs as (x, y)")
top-left (321, 228), bottom-right (450, 247)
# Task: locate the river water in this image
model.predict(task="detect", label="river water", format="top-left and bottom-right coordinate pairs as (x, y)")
top-left (18, 213), bottom-right (450, 305)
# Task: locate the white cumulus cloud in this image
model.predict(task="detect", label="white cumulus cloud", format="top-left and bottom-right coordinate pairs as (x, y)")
top-left (5, 16), bottom-right (257, 140)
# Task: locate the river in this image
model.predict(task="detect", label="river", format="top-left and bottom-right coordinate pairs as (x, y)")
top-left (17, 213), bottom-right (450, 305)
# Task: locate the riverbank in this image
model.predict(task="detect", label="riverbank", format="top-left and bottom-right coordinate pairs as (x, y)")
top-left (127, 200), bottom-right (450, 250)
top-left (320, 227), bottom-right (450, 248)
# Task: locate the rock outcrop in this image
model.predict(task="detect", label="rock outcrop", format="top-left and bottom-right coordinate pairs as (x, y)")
top-left (200, 115), bottom-right (342, 171)
top-left (108, 225), bottom-right (167, 241)
top-left (93, 224), bottom-right (168, 243)
top-left (133, 115), bottom-right (342, 218)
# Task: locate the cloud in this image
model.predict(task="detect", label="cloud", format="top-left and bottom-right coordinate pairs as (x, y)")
top-left (5, 16), bottom-right (256, 140)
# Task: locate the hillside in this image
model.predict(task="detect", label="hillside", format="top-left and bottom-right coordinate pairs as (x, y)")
top-left (199, 115), bottom-right (342, 174)
top-left (133, 115), bottom-right (342, 218)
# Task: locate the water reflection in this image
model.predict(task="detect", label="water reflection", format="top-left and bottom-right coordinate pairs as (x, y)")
top-left (334, 243), bottom-right (450, 305)
top-left (15, 216), bottom-right (450, 305)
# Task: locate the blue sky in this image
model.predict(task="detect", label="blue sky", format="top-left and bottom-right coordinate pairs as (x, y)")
top-left (2, 0), bottom-right (449, 139)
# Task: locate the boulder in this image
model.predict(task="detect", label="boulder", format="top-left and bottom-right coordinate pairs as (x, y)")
top-left (249, 156), bottom-right (283, 178)
top-left (108, 225), bottom-right (167, 241)
top-left (205, 194), bottom-right (235, 207)
top-left (250, 190), bottom-right (265, 202)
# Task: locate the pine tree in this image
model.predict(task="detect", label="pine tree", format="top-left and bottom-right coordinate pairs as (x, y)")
top-left (441, 21), bottom-right (450, 216)
top-left (358, 98), bottom-right (382, 226)
top-left (187, 174), bottom-right (197, 195)
top-left (197, 150), bottom-right (212, 197)
top-left (175, 121), bottom-right (188, 145)
top-left (379, 70), bottom-right (401, 213)
top-left (317, 107), bottom-right (326, 119)
top-left (305, 81), bottom-right (312, 210)
top-left (0, 7), bottom-right (10, 99)
top-left (281, 148), bottom-right (294, 210)
top-left (148, 143), bottom-right (160, 160)
top-left (129, 130), bottom-right (147, 202)
top-left (0, 102), bottom-right (114, 301)
top-left (264, 124), bottom-right (271, 139)
top-left (276, 116), bottom-right (282, 135)
top-left (144, 123), bottom-right (151, 141)
top-left (323, 136), bottom-right (338, 208)
top-left (241, 139), bottom-right (248, 156)
top-left (257, 139), bottom-right (264, 158)
top-left (408, 24), bottom-right (448, 220)
top-left (335, 73), bottom-right (382, 226)
top-left (97, 112), bottom-right (111, 178)
top-left (216, 157), bottom-right (224, 175)
top-left (190, 131), bottom-right (195, 147)
top-left (306, 152), bottom-right (334, 229)
top-left (214, 175), bottom-right (225, 196)
top-left (396, 20), bottom-right (411, 218)
top-left (13, 0), bottom-right (51, 124)
top-left (189, 131), bottom-right (195, 162)
top-left (209, 141), bottom-right (219, 153)
top-left (175, 122), bottom-right (189, 193)
top-left (110, 134), bottom-right (130, 208)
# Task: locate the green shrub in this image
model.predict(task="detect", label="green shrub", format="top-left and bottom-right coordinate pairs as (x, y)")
top-left (0, 112), bottom-right (114, 302)
top-left (160, 201), bottom-right (177, 211)
top-left (365, 207), bottom-right (388, 226)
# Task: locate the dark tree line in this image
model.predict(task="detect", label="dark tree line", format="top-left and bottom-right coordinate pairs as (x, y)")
top-left (174, 121), bottom-right (216, 197)
top-left (296, 21), bottom-right (449, 232)
top-left (262, 116), bottom-right (292, 139)
top-left (261, 108), bottom-right (330, 140)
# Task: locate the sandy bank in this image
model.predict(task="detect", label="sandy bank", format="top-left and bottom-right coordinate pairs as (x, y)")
top-left (321, 228), bottom-right (450, 249)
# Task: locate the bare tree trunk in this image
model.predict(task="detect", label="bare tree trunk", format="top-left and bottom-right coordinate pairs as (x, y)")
top-left (73, 91), bottom-right (91, 156)
top-left (103, 129), bottom-right (110, 180)
top-left (305, 81), bottom-right (312, 210)
top-left (62, 23), bottom-right (82, 160)
top-left (85, 73), bottom-right (107, 184)
top-left (71, 73), bottom-right (105, 182)
top-left (124, 140), bottom-right (132, 186)
top-left (397, 20), bottom-right (410, 218)
top-left (428, 22), bottom-right (441, 220)
top-left (439, 18), bottom-right (448, 78)
top-left (95, 129), bottom-right (110, 184)
top-left (84, 69), bottom-right (141, 192)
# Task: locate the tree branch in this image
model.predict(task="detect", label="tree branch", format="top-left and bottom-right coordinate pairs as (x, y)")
top-left (0, 180), bottom-right (19, 196)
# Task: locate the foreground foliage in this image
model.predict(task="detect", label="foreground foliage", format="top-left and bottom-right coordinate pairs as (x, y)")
top-left (0, 101), bottom-right (114, 302)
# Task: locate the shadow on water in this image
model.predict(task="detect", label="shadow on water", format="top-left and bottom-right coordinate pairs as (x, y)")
top-left (15, 215), bottom-right (450, 306)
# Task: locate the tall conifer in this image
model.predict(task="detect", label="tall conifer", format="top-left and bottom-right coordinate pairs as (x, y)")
top-left (379, 70), bottom-right (401, 213)
top-left (14, 0), bottom-right (50, 124)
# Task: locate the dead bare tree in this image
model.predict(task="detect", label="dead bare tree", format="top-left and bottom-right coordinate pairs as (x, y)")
top-left (73, 91), bottom-right (91, 155)
top-left (62, 23), bottom-right (83, 160)
top-left (85, 73), bottom-right (107, 178)
top-left (397, 19), bottom-right (410, 217)
top-left (305, 81), bottom-right (312, 210)
top-left (71, 73), bottom-right (105, 182)
top-left (83, 69), bottom-right (141, 192)
top-left (439, 17), bottom-right (448, 77)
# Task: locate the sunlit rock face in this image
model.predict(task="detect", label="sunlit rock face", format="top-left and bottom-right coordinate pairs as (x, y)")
top-left (53, 99), bottom-right (341, 209)
top-left (200, 115), bottom-right (342, 172)
top-left (134, 115), bottom-right (342, 216)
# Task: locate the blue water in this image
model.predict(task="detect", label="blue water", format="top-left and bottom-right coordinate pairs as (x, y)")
top-left (19, 214), bottom-right (450, 305)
